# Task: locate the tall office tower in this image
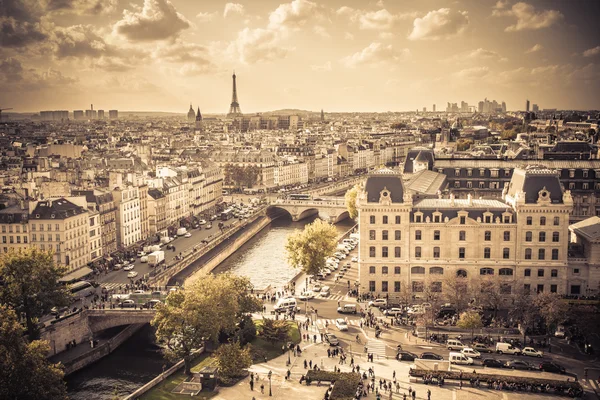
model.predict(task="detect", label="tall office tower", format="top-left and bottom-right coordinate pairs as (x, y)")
top-left (460, 101), bottom-right (469, 112)
top-left (532, 104), bottom-right (539, 112)
top-left (98, 110), bottom-right (105, 119)
top-left (432, 104), bottom-right (436, 112)
top-left (423, 107), bottom-right (426, 113)
top-left (109, 110), bottom-right (118, 119)
top-left (526, 99), bottom-right (530, 112)
top-left (227, 71), bottom-right (242, 118)
top-left (73, 110), bottom-right (84, 120)
top-left (502, 102), bottom-right (507, 113)
top-left (321, 109), bottom-right (325, 122)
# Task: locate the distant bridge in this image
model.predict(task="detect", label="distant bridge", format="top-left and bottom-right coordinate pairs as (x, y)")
top-left (267, 197), bottom-right (349, 223)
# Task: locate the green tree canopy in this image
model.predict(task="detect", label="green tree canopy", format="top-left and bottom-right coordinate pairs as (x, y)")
top-left (509, 287), bottom-right (538, 342)
top-left (285, 218), bottom-right (338, 276)
top-left (0, 305), bottom-right (68, 400)
top-left (534, 292), bottom-right (568, 335)
top-left (151, 274), bottom-right (262, 375)
top-left (0, 248), bottom-right (71, 340)
top-left (214, 341), bottom-right (253, 380)
top-left (261, 318), bottom-right (290, 344)
top-left (457, 310), bottom-right (483, 340)
top-left (344, 185), bottom-right (359, 219)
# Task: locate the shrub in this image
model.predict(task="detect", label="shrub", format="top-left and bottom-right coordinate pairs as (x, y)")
top-left (306, 370), bottom-right (361, 400)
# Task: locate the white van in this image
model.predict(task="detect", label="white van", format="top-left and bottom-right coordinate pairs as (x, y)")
top-left (274, 297), bottom-right (298, 313)
top-left (449, 352), bottom-right (474, 365)
top-left (447, 339), bottom-right (465, 351)
top-left (495, 342), bottom-right (522, 355)
top-left (337, 304), bottom-right (357, 314)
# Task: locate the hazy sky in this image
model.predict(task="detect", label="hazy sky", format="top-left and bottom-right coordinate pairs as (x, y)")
top-left (1, 0), bottom-right (599, 113)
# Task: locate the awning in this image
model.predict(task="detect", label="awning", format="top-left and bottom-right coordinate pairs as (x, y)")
top-left (59, 266), bottom-right (93, 283)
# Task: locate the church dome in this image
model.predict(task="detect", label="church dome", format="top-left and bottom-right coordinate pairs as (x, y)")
top-left (187, 104), bottom-right (195, 121)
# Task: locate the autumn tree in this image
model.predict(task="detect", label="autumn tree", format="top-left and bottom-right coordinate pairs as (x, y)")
top-left (472, 277), bottom-right (504, 318)
top-left (0, 305), bottom-right (68, 400)
top-left (421, 278), bottom-right (444, 326)
top-left (214, 341), bottom-right (253, 380)
top-left (344, 185), bottom-right (359, 219)
top-left (0, 248), bottom-right (71, 340)
top-left (285, 218), bottom-right (338, 276)
top-left (261, 318), bottom-right (290, 344)
top-left (534, 292), bottom-right (568, 337)
top-left (509, 287), bottom-right (538, 343)
top-left (457, 310), bottom-right (483, 341)
top-left (442, 274), bottom-right (471, 313)
top-left (151, 274), bottom-right (262, 375)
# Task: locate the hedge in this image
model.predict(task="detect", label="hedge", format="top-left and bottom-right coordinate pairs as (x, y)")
top-left (306, 370), bottom-right (361, 400)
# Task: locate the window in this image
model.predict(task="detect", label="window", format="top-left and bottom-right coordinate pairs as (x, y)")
top-left (412, 281), bottom-right (424, 292)
top-left (24, 237), bottom-right (27, 244)
top-left (552, 232), bottom-right (559, 242)
top-left (553, 217), bottom-right (559, 226)
top-left (32, 234), bottom-right (36, 242)
top-left (524, 284), bottom-right (531, 294)
top-left (459, 231), bottom-right (466, 241)
top-left (383, 216), bottom-right (388, 224)
top-left (503, 248), bottom-right (510, 259)
top-left (369, 230), bottom-right (376, 240)
top-left (458, 247), bottom-right (465, 259)
top-left (538, 269), bottom-right (544, 277)
top-left (415, 247), bottom-right (421, 257)
top-left (551, 269), bottom-right (558, 278)
top-left (433, 230), bottom-right (440, 240)
top-left (525, 232), bottom-right (532, 242)
top-left (369, 281), bottom-right (376, 292)
top-left (537, 284), bottom-right (544, 293)
top-left (369, 247), bottom-right (376, 257)
top-left (382, 266), bottom-right (388, 275)
top-left (480, 268), bottom-right (494, 275)
top-left (540, 216), bottom-right (546, 226)
top-left (550, 285), bottom-right (557, 293)
top-left (394, 266), bottom-right (401, 274)
top-left (539, 232), bottom-right (546, 242)
top-left (370, 215), bottom-right (375, 224)
top-left (415, 230), bottom-right (421, 240)
top-left (382, 247), bottom-right (388, 258)
top-left (394, 281), bottom-right (401, 292)
top-left (524, 268), bottom-right (531, 277)
top-left (456, 269), bottom-right (467, 277)
top-left (411, 266), bottom-right (425, 274)
top-left (526, 216), bottom-right (532, 225)
top-left (415, 215), bottom-right (422, 223)
top-left (552, 249), bottom-right (559, 260)
top-left (433, 247), bottom-right (440, 258)
top-left (484, 248), bottom-right (491, 259)
top-left (500, 284), bottom-right (512, 294)
top-left (499, 268), bottom-right (513, 276)
top-left (429, 267), bottom-right (444, 275)
top-left (538, 249), bottom-right (545, 260)
top-left (395, 230), bottom-right (401, 240)
top-left (460, 216), bottom-right (466, 224)
top-left (394, 247), bottom-right (401, 257)
top-left (570, 285), bottom-right (581, 295)
top-left (525, 248), bottom-right (532, 259)
top-left (504, 231), bottom-right (510, 241)
top-left (395, 216), bottom-right (401, 224)
top-left (484, 231), bottom-right (491, 241)
top-left (382, 230), bottom-right (388, 240)
top-left (431, 282), bottom-right (442, 292)
top-left (433, 215), bottom-right (441, 223)
top-left (369, 266), bottom-right (376, 274)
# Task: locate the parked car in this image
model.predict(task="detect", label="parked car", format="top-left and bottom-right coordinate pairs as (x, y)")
top-left (298, 291), bottom-right (315, 301)
top-left (496, 342), bottom-right (522, 355)
top-left (137, 251), bottom-right (146, 257)
top-left (461, 348), bottom-right (482, 359)
top-left (140, 256), bottom-right (148, 263)
top-left (335, 319), bottom-right (349, 331)
top-left (505, 360), bottom-right (532, 370)
top-left (482, 358), bottom-right (505, 368)
top-left (312, 284), bottom-right (322, 292)
top-left (210, 215), bottom-right (218, 221)
top-left (120, 300), bottom-right (136, 308)
top-left (184, 232), bottom-right (192, 238)
top-left (50, 306), bottom-right (69, 316)
top-left (351, 256), bottom-right (358, 262)
top-left (420, 352), bottom-right (443, 360)
top-left (472, 343), bottom-right (493, 353)
top-left (539, 361), bottom-right (565, 374)
top-left (554, 325), bottom-right (566, 338)
top-left (205, 223), bottom-right (212, 229)
top-left (198, 219), bottom-right (207, 225)
top-left (522, 347), bottom-right (543, 357)
top-left (127, 271), bottom-right (138, 278)
top-left (368, 299), bottom-right (388, 308)
top-left (396, 351), bottom-right (418, 361)
top-left (123, 264), bottom-right (135, 271)
top-left (383, 308), bottom-right (403, 316)
top-left (324, 333), bottom-right (339, 346)
top-left (145, 299), bottom-right (162, 309)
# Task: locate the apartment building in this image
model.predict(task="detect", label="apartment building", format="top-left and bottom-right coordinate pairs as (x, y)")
top-left (112, 186), bottom-right (142, 248)
top-left (0, 205), bottom-right (29, 254)
top-left (148, 188), bottom-right (168, 238)
top-left (72, 190), bottom-right (117, 256)
top-left (139, 184), bottom-right (149, 240)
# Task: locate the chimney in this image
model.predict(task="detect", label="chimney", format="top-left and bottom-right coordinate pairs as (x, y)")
top-left (467, 193), bottom-right (473, 206)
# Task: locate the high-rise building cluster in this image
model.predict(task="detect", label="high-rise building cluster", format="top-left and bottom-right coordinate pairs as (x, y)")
top-left (39, 105), bottom-right (118, 121)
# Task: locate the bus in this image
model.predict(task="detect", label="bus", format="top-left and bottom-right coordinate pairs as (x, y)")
top-left (70, 281), bottom-right (95, 299)
top-left (221, 208), bottom-right (234, 221)
top-left (288, 193), bottom-right (311, 201)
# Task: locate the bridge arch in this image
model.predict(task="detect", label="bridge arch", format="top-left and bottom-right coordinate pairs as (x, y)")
top-left (297, 208), bottom-right (319, 221)
top-left (266, 206), bottom-right (293, 219)
top-left (332, 211), bottom-right (350, 224)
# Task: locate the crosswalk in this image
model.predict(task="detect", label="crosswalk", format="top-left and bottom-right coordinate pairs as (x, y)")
top-left (318, 292), bottom-right (348, 302)
top-left (366, 338), bottom-right (387, 358)
top-left (582, 379), bottom-right (599, 392)
top-left (101, 283), bottom-right (127, 291)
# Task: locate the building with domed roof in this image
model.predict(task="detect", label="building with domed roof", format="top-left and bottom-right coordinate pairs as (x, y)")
top-left (187, 104), bottom-right (195, 122)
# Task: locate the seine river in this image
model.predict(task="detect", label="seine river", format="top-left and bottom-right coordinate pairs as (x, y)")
top-left (66, 215), bottom-right (354, 399)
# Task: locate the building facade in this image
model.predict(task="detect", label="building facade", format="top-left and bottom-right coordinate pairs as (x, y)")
top-left (112, 186), bottom-right (141, 248)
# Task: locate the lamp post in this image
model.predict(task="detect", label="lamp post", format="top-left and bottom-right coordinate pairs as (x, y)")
top-left (268, 370), bottom-right (272, 396)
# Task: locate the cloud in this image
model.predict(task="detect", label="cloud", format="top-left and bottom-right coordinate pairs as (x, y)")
top-left (45, 0), bottom-right (118, 15)
top-left (443, 48), bottom-right (504, 64)
top-left (196, 11), bottom-right (218, 22)
top-left (493, 2), bottom-right (563, 32)
top-left (408, 8), bottom-right (469, 40)
top-left (153, 41), bottom-right (213, 67)
top-left (0, 0), bottom-right (47, 48)
top-left (583, 46), bottom-right (600, 58)
top-left (268, 0), bottom-right (320, 30)
top-left (344, 32), bottom-right (354, 40)
top-left (336, 7), bottom-right (416, 31)
top-left (223, 3), bottom-right (244, 18)
top-left (52, 24), bottom-right (107, 58)
top-left (310, 61), bottom-right (331, 71)
top-left (0, 57), bottom-right (24, 81)
top-left (525, 44), bottom-right (543, 54)
top-left (313, 25), bottom-right (330, 38)
top-left (114, 0), bottom-right (191, 42)
top-left (228, 27), bottom-right (287, 64)
top-left (454, 66), bottom-right (489, 79)
top-left (342, 42), bottom-right (410, 67)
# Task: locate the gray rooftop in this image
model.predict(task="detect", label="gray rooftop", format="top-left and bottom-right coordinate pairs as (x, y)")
top-left (414, 198), bottom-right (511, 209)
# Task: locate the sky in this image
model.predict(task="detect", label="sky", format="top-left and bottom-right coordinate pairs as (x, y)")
top-left (1, 0), bottom-right (599, 113)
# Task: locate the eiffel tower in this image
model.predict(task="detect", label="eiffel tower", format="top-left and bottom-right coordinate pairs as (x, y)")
top-left (227, 71), bottom-right (242, 118)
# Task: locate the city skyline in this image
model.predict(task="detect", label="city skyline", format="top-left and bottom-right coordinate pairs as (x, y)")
top-left (1, 0), bottom-right (599, 113)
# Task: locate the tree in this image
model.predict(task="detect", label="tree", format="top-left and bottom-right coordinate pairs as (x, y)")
top-left (0, 305), bottom-right (68, 400)
top-left (457, 310), bottom-right (483, 341)
top-left (534, 292), bottom-right (568, 336)
top-left (421, 278), bottom-right (444, 326)
top-left (151, 274), bottom-right (262, 375)
top-left (472, 277), bottom-right (503, 318)
top-left (442, 274), bottom-right (471, 313)
top-left (509, 287), bottom-right (537, 343)
top-left (242, 166), bottom-right (261, 188)
top-left (261, 318), bottom-right (290, 344)
top-left (344, 185), bottom-right (359, 219)
top-left (0, 248), bottom-right (71, 340)
top-left (285, 218), bottom-right (338, 276)
top-left (214, 341), bottom-right (252, 380)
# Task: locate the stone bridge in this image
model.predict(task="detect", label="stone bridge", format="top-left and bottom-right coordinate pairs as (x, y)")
top-left (267, 197), bottom-right (349, 223)
top-left (86, 309), bottom-right (155, 333)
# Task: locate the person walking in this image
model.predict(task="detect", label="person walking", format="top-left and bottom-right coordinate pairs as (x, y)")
top-left (427, 389), bottom-right (431, 400)
top-left (260, 384), bottom-right (264, 394)
top-left (250, 380), bottom-right (254, 391)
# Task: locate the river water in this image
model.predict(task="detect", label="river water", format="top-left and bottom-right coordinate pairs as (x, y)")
top-left (66, 215), bottom-right (354, 399)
